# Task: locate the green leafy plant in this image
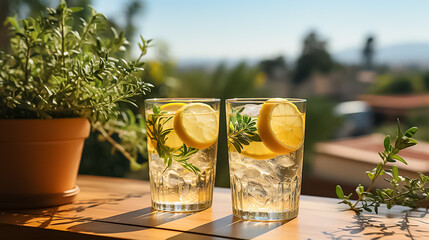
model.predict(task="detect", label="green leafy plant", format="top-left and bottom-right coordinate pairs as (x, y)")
top-left (227, 108), bottom-right (261, 152)
top-left (0, 1), bottom-right (152, 169)
top-left (336, 120), bottom-right (429, 213)
top-left (145, 105), bottom-right (200, 174)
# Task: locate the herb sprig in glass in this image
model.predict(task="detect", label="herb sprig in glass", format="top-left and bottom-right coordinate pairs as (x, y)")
top-left (146, 105), bottom-right (200, 174)
top-left (336, 120), bottom-right (429, 213)
top-left (227, 108), bottom-right (262, 152)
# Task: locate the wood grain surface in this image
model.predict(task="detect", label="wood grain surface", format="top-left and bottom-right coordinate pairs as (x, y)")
top-left (0, 175), bottom-right (428, 239)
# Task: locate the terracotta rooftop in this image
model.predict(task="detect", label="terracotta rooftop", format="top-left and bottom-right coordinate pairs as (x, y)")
top-left (315, 134), bottom-right (429, 173)
top-left (359, 94), bottom-right (429, 110)
top-left (313, 134), bottom-right (429, 188)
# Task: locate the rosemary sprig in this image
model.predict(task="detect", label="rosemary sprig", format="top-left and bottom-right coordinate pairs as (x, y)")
top-left (336, 119), bottom-right (429, 213)
top-left (174, 144), bottom-right (200, 174)
top-left (146, 105), bottom-right (200, 174)
top-left (227, 108), bottom-right (261, 152)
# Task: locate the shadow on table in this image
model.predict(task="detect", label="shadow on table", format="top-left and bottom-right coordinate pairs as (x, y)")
top-left (322, 208), bottom-right (429, 240)
top-left (167, 214), bottom-right (288, 240)
top-left (0, 192), bottom-right (148, 230)
top-left (67, 206), bottom-right (194, 234)
top-left (0, 206), bottom-right (61, 229)
top-left (2, 192), bottom-right (145, 217)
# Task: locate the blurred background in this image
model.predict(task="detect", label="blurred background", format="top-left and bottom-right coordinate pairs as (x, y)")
top-left (3, 0), bottom-right (429, 197)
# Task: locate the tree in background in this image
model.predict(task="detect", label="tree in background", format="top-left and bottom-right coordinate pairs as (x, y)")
top-left (424, 72), bottom-right (429, 91)
top-left (260, 56), bottom-right (287, 82)
top-left (371, 73), bottom-right (425, 95)
top-left (293, 31), bottom-right (334, 84)
top-left (362, 35), bottom-right (375, 70)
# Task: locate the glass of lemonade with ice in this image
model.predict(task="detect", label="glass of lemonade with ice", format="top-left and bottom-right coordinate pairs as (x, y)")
top-left (226, 98), bottom-right (306, 221)
top-left (145, 98), bottom-right (220, 212)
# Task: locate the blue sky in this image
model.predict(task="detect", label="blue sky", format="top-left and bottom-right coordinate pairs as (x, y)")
top-left (93, 0), bottom-right (429, 61)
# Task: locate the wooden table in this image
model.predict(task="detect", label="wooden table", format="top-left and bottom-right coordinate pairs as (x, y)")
top-left (0, 175), bottom-right (428, 239)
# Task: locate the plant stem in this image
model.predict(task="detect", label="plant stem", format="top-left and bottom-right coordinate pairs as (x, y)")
top-left (352, 163), bottom-right (385, 209)
top-left (96, 125), bottom-right (135, 162)
top-left (77, 15), bottom-right (96, 48)
top-left (24, 42), bottom-right (31, 84)
top-left (136, 52), bottom-right (144, 63)
top-left (60, 8), bottom-right (66, 80)
top-left (351, 148), bottom-right (393, 209)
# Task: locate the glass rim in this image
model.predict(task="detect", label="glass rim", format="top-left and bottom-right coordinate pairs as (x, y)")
top-left (226, 98), bottom-right (306, 103)
top-left (145, 98), bottom-right (221, 103)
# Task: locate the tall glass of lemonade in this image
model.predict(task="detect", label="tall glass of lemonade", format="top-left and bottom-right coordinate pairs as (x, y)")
top-left (145, 98), bottom-right (220, 212)
top-left (226, 98), bottom-right (306, 221)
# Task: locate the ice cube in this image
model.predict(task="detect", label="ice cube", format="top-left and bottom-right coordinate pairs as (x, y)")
top-left (275, 154), bottom-right (295, 168)
top-left (149, 153), bottom-right (165, 172)
top-left (243, 166), bottom-right (262, 179)
top-left (246, 180), bottom-right (269, 206)
top-left (240, 104), bottom-right (262, 117)
top-left (164, 171), bottom-right (185, 188)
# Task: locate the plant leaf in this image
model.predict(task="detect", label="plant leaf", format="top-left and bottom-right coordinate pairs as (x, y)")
top-left (391, 155), bottom-right (407, 165)
top-left (404, 127), bottom-right (418, 137)
top-left (392, 165), bottom-right (399, 181)
top-left (384, 135), bottom-right (391, 150)
top-left (336, 185), bottom-right (345, 199)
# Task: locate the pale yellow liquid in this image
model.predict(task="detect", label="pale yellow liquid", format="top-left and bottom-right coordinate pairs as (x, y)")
top-left (146, 112), bottom-right (218, 212)
top-left (228, 113), bottom-right (305, 221)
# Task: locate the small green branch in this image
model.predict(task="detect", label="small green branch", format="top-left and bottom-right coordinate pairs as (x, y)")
top-left (96, 124), bottom-right (135, 163)
top-left (227, 108), bottom-right (261, 153)
top-left (336, 119), bottom-right (428, 213)
top-left (60, 7), bottom-right (66, 79)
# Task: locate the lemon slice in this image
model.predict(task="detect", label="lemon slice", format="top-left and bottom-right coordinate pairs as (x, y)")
top-left (257, 98), bottom-right (305, 154)
top-left (241, 141), bottom-right (278, 160)
top-left (160, 103), bottom-right (187, 112)
top-left (174, 103), bottom-right (219, 149)
top-left (159, 103), bottom-right (186, 149)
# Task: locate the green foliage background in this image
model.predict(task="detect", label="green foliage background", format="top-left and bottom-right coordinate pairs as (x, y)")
top-left (370, 73), bottom-right (426, 95)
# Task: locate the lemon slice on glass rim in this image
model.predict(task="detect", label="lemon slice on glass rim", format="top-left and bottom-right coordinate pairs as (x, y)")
top-left (174, 103), bottom-right (219, 149)
top-left (257, 98), bottom-right (305, 154)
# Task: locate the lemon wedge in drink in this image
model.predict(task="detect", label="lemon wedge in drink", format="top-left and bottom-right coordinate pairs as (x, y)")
top-left (257, 98), bottom-right (305, 154)
top-left (240, 141), bottom-right (278, 160)
top-left (174, 103), bottom-right (219, 149)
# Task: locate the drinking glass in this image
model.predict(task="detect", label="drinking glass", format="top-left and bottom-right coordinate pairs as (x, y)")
top-left (145, 98), bottom-right (220, 212)
top-left (226, 98), bottom-right (306, 221)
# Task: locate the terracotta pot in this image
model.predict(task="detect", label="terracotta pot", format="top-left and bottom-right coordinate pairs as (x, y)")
top-left (0, 118), bottom-right (90, 208)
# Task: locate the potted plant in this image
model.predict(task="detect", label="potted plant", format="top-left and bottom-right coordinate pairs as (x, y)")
top-left (0, 1), bottom-right (152, 208)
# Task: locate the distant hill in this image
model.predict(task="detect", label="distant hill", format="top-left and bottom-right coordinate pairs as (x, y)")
top-left (334, 42), bottom-right (429, 67)
top-left (177, 58), bottom-right (260, 69)
top-left (176, 42), bottom-right (429, 69)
